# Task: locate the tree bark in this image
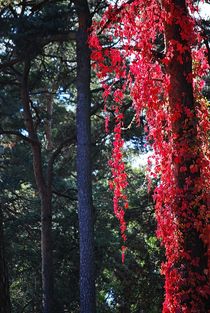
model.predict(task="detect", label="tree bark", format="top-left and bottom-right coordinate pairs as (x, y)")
top-left (21, 60), bottom-right (54, 313)
top-left (40, 191), bottom-right (53, 313)
top-left (0, 209), bottom-right (11, 313)
top-left (74, 1), bottom-right (96, 312)
top-left (163, 0), bottom-right (209, 311)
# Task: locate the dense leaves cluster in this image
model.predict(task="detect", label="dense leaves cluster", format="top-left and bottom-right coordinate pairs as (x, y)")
top-left (89, 0), bottom-right (210, 312)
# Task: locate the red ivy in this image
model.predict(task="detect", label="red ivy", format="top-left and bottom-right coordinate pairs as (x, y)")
top-left (89, 0), bottom-right (210, 311)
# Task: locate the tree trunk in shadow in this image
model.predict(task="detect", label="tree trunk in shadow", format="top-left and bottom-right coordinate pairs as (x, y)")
top-left (21, 60), bottom-right (54, 313)
top-left (40, 192), bottom-right (53, 313)
top-left (74, 1), bottom-right (96, 313)
top-left (0, 209), bottom-right (11, 313)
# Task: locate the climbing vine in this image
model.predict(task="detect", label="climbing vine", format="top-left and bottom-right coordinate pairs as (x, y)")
top-left (89, 0), bottom-right (209, 312)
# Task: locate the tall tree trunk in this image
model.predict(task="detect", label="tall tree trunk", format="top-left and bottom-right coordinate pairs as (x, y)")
top-left (40, 192), bottom-right (53, 313)
top-left (0, 209), bottom-right (11, 313)
top-left (163, 0), bottom-right (209, 311)
top-left (21, 60), bottom-right (54, 313)
top-left (74, 1), bottom-right (96, 313)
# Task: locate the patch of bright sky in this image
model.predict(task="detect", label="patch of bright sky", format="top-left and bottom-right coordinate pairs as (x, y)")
top-left (198, 2), bottom-right (210, 20)
top-left (56, 88), bottom-right (76, 112)
top-left (129, 150), bottom-right (153, 168)
top-left (20, 129), bottom-right (29, 137)
top-left (108, 0), bottom-right (210, 12)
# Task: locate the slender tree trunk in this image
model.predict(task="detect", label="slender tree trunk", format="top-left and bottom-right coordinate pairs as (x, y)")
top-left (21, 60), bottom-right (54, 313)
top-left (74, 1), bottom-right (96, 312)
top-left (40, 191), bottom-right (53, 313)
top-left (163, 0), bottom-right (209, 311)
top-left (119, 300), bottom-right (131, 313)
top-left (0, 209), bottom-right (11, 313)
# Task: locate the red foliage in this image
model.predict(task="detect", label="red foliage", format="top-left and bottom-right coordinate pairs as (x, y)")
top-left (108, 106), bottom-right (128, 245)
top-left (89, 0), bottom-right (210, 311)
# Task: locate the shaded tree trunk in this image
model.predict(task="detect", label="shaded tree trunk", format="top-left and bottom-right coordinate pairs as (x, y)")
top-left (119, 299), bottom-right (131, 313)
top-left (163, 0), bottom-right (209, 311)
top-left (74, 1), bottom-right (96, 312)
top-left (40, 192), bottom-right (53, 313)
top-left (0, 209), bottom-right (11, 313)
top-left (21, 60), bottom-right (54, 313)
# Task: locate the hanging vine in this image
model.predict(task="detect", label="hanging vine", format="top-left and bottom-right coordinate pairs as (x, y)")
top-left (89, 0), bottom-right (210, 311)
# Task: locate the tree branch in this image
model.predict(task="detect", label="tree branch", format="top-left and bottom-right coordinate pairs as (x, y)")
top-left (0, 129), bottom-right (38, 144)
top-left (97, 0), bottom-right (135, 35)
top-left (0, 58), bottom-right (20, 71)
top-left (52, 189), bottom-right (77, 200)
top-left (21, 59), bottom-right (47, 194)
top-left (47, 134), bottom-right (76, 188)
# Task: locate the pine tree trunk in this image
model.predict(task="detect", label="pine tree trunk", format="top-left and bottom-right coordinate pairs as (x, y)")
top-left (163, 0), bottom-right (209, 311)
top-left (21, 60), bottom-right (54, 313)
top-left (0, 209), bottom-right (11, 313)
top-left (41, 192), bottom-right (53, 313)
top-left (30, 147), bottom-right (54, 313)
top-left (75, 1), bottom-right (96, 313)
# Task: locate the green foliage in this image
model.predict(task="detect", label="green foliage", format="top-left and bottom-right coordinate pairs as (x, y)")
top-left (94, 164), bottom-right (164, 313)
